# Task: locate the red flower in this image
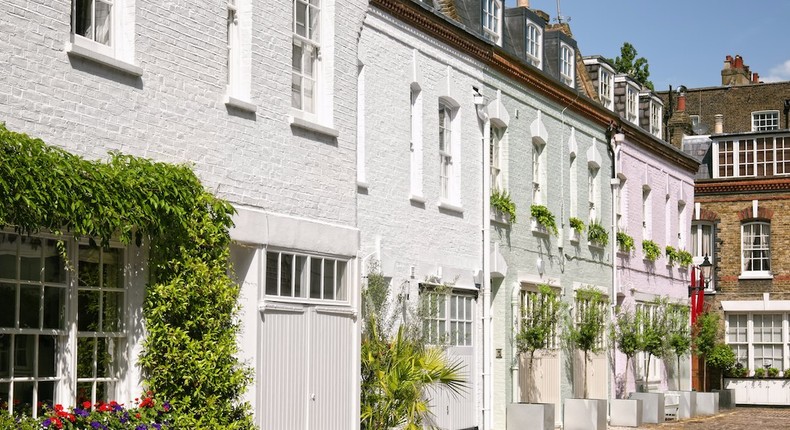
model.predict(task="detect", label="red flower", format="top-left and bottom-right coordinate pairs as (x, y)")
top-left (51, 417), bottom-right (63, 429)
top-left (99, 403), bottom-right (112, 412)
top-left (82, 401), bottom-right (92, 410)
top-left (140, 397), bottom-right (155, 408)
top-left (54, 404), bottom-right (64, 412)
top-left (135, 413), bottom-right (141, 419)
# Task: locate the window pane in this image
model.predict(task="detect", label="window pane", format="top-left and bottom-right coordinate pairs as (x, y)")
top-left (103, 248), bottom-right (123, 289)
top-left (13, 381), bottom-right (34, 416)
top-left (77, 382), bottom-right (93, 405)
top-left (295, 1), bottom-right (307, 37)
top-left (19, 286), bottom-right (40, 329)
top-left (38, 335), bottom-right (57, 378)
top-left (335, 260), bottom-right (346, 300)
top-left (265, 252), bottom-right (278, 296)
top-left (323, 260), bottom-right (335, 300)
top-left (43, 240), bottom-right (65, 284)
top-left (74, 0), bottom-right (93, 38)
top-left (309, 5), bottom-right (320, 41)
top-left (19, 238), bottom-right (41, 282)
top-left (77, 337), bottom-right (96, 378)
top-left (291, 73), bottom-right (302, 110)
top-left (78, 290), bottom-right (100, 332)
top-left (450, 296), bottom-right (458, 319)
top-left (309, 258), bottom-right (322, 299)
top-left (0, 234), bottom-right (17, 280)
top-left (0, 283), bottom-right (15, 328)
top-left (14, 335), bottom-right (33, 375)
top-left (294, 255), bottom-right (306, 298)
top-left (78, 246), bottom-right (100, 287)
top-left (38, 381), bottom-right (55, 413)
top-left (103, 291), bottom-right (123, 331)
top-left (94, 0), bottom-right (112, 45)
top-left (280, 254), bottom-right (294, 297)
top-left (0, 336), bottom-right (9, 377)
top-left (43, 286), bottom-right (65, 330)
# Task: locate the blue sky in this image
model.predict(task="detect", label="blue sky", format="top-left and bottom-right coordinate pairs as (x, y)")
top-left (506, 0), bottom-right (790, 90)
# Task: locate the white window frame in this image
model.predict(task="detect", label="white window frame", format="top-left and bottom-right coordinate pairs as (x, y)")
top-left (741, 221), bottom-right (771, 278)
top-left (726, 313), bottom-right (789, 374)
top-left (588, 166), bottom-right (599, 222)
top-left (490, 125), bottom-right (503, 191)
top-left (482, 0), bottom-right (502, 44)
top-left (438, 100), bottom-right (461, 206)
top-left (71, 0), bottom-right (116, 58)
top-left (752, 110), bottom-right (779, 132)
top-left (650, 101), bottom-right (662, 138)
top-left (68, 0), bottom-right (139, 74)
top-left (635, 302), bottom-right (663, 387)
top-left (0, 232), bottom-right (131, 417)
top-left (263, 250), bottom-right (349, 302)
top-left (599, 68), bottom-right (613, 110)
top-left (560, 43), bottom-right (574, 87)
top-left (642, 186), bottom-right (651, 239)
top-left (525, 22), bottom-right (542, 68)
top-left (227, 0), bottom-right (240, 95)
top-left (409, 85), bottom-right (424, 199)
top-left (292, 0), bottom-right (321, 116)
top-left (521, 288), bottom-right (559, 350)
top-left (569, 154), bottom-right (577, 218)
top-left (626, 85), bottom-right (638, 125)
top-left (533, 142), bottom-right (546, 205)
top-left (421, 288), bottom-right (475, 347)
top-left (714, 136), bottom-right (790, 178)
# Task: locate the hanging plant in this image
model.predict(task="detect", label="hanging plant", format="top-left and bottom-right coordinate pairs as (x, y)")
top-left (587, 219), bottom-right (609, 247)
top-left (677, 249), bottom-right (693, 267)
top-left (616, 231), bottom-right (634, 253)
top-left (569, 217), bottom-right (585, 234)
top-left (530, 204), bottom-right (558, 236)
top-left (642, 240), bottom-right (661, 262)
top-left (491, 188), bottom-right (517, 223)
top-left (665, 246), bottom-right (679, 266)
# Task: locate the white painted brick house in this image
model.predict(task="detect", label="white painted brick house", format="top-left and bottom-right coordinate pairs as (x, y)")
top-left (0, 0), bottom-right (366, 427)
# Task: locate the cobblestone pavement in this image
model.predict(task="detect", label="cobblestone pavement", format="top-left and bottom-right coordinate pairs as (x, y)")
top-left (609, 407), bottom-right (790, 429)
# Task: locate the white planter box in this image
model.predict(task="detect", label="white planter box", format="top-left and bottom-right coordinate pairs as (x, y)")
top-left (714, 388), bottom-right (735, 409)
top-left (725, 378), bottom-right (790, 405)
top-left (530, 218), bottom-right (550, 236)
top-left (563, 398), bottom-right (606, 430)
top-left (507, 403), bottom-right (554, 430)
top-left (627, 392), bottom-right (664, 423)
top-left (609, 399), bottom-right (642, 427)
top-left (695, 392), bottom-right (719, 415)
top-left (665, 390), bottom-right (696, 419)
top-left (491, 207), bottom-right (511, 225)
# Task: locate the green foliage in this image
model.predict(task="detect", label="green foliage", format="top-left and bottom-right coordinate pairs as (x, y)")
top-left (0, 124), bottom-right (253, 428)
top-left (726, 363), bottom-right (748, 378)
top-left (754, 367), bottom-right (766, 378)
top-left (637, 298), bottom-right (670, 386)
top-left (566, 287), bottom-right (609, 398)
top-left (516, 285), bottom-right (565, 402)
top-left (642, 240), bottom-right (661, 262)
top-left (530, 204), bottom-right (557, 236)
top-left (768, 366), bottom-right (780, 378)
top-left (612, 306), bottom-right (640, 397)
top-left (569, 217), bottom-right (585, 234)
top-left (676, 250), bottom-right (693, 267)
top-left (693, 311), bottom-right (719, 358)
top-left (667, 305), bottom-right (692, 390)
top-left (587, 220), bottom-right (609, 247)
top-left (361, 266), bottom-right (466, 429)
top-left (0, 410), bottom-right (39, 430)
top-left (707, 343), bottom-right (735, 373)
top-left (665, 246), bottom-right (679, 266)
top-left (491, 188), bottom-right (517, 223)
top-left (609, 42), bottom-right (654, 90)
top-left (784, 368), bottom-right (790, 378)
top-left (616, 231), bottom-right (634, 252)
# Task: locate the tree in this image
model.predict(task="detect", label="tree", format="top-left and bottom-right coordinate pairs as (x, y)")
top-left (610, 42), bottom-right (654, 90)
top-left (693, 311), bottom-right (719, 391)
top-left (566, 287), bottom-right (609, 398)
top-left (612, 306), bottom-right (641, 398)
top-left (360, 264), bottom-right (466, 430)
top-left (707, 343), bottom-right (736, 390)
top-left (637, 298), bottom-right (669, 392)
top-left (515, 285), bottom-right (566, 403)
top-left (667, 305), bottom-right (692, 391)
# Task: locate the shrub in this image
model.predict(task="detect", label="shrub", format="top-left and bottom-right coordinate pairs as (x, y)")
top-left (530, 204), bottom-right (558, 236)
top-left (642, 240), bottom-right (661, 262)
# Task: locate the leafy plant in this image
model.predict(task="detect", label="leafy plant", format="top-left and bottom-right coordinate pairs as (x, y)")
top-left (491, 188), bottom-right (517, 223)
top-left (693, 311), bottom-right (720, 391)
top-left (530, 204), bottom-right (558, 236)
top-left (569, 217), bottom-right (585, 234)
top-left (565, 287), bottom-right (609, 398)
top-left (727, 362), bottom-right (749, 378)
top-left (642, 240), bottom-right (661, 262)
top-left (609, 42), bottom-right (654, 90)
top-left (768, 366), bottom-right (780, 378)
top-left (616, 231), bottom-right (634, 253)
top-left (516, 285), bottom-right (566, 403)
top-left (667, 305), bottom-right (692, 390)
top-left (707, 343), bottom-right (736, 389)
top-left (612, 306), bottom-right (641, 398)
top-left (677, 250), bottom-right (693, 267)
top-left (637, 298), bottom-right (669, 391)
top-left (784, 368), bottom-right (790, 378)
top-left (0, 124), bottom-right (253, 428)
top-left (361, 266), bottom-right (466, 429)
top-left (754, 367), bottom-right (766, 378)
top-left (587, 220), bottom-right (609, 247)
top-left (665, 246), bottom-right (679, 266)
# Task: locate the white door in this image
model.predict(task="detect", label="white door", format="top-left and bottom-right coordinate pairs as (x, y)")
top-left (519, 351), bottom-right (561, 417)
top-left (259, 305), bottom-right (356, 430)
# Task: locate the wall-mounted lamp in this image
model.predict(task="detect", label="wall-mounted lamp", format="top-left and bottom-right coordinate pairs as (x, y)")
top-left (699, 254), bottom-right (712, 290)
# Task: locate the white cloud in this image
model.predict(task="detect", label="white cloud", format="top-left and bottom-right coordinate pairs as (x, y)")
top-left (763, 60), bottom-right (790, 82)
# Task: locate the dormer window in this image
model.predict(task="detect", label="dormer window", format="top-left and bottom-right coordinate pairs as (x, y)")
top-left (752, 110), bottom-right (779, 131)
top-left (482, 0), bottom-right (502, 43)
top-left (526, 22), bottom-right (542, 68)
top-left (626, 85), bottom-right (638, 124)
top-left (650, 101), bottom-right (662, 138)
top-left (560, 43), bottom-right (574, 87)
top-left (599, 68), bottom-right (613, 110)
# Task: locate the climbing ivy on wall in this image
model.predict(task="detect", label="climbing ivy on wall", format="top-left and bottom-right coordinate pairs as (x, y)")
top-left (0, 124), bottom-right (254, 429)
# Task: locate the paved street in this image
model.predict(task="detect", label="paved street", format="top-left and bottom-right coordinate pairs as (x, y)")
top-left (610, 407), bottom-right (790, 429)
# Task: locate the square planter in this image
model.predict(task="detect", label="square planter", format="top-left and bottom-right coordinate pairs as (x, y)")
top-left (714, 388), bottom-right (735, 409)
top-left (627, 392), bottom-right (664, 423)
top-left (609, 398), bottom-right (642, 427)
top-left (666, 390), bottom-right (697, 419)
top-left (507, 403), bottom-right (554, 430)
top-left (563, 398), bottom-right (606, 430)
top-left (695, 392), bottom-right (719, 415)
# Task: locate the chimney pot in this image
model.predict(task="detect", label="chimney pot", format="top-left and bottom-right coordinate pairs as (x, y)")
top-left (714, 114), bottom-right (724, 134)
top-left (753, 72), bottom-right (760, 83)
top-left (517, 0), bottom-right (530, 7)
top-left (734, 55), bottom-right (744, 69)
top-left (677, 94), bottom-right (686, 112)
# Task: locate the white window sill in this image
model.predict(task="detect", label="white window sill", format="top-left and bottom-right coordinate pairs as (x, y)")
top-left (65, 41), bottom-right (143, 77)
top-left (438, 200), bottom-right (464, 214)
top-left (289, 114), bottom-right (339, 138)
top-left (738, 273), bottom-right (773, 280)
top-left (225, 95), bottom-right (257, 113)
top-left (409, 194), bottom-right (426, 204)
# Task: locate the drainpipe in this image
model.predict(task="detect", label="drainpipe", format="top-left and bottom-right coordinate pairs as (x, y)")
top-left (474, 89), bottom-right (492, 430)
top-left (606, 123), bottom-right (623, 401)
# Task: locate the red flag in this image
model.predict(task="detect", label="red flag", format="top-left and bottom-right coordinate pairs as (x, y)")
top-left (690, 267), bottom-right (697, 324)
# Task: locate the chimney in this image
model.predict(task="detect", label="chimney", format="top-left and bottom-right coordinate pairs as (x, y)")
top-left (734, 55), bottom-right (744, 69)
top-left (667, 90), bottom-right (692, 149)
top-left (517, 0), bottom-right (529, 7)
top-left (753, 72), bottom-right (760, 83)
top-left (714, 114), bottom-right (723, 134)
top-left (722, 54), bottom-right (751, 86)
top-left (677, 93), bottom-right (686, 112)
